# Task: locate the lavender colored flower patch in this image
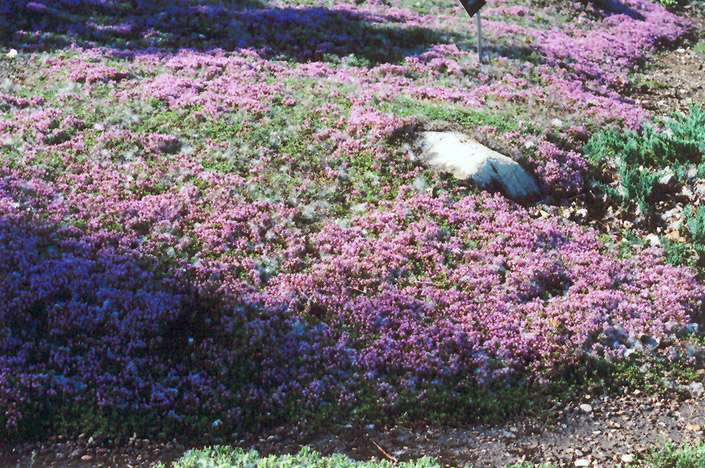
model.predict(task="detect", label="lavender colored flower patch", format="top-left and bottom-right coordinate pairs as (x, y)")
top-left (0, 0), bottom-right (702, 442)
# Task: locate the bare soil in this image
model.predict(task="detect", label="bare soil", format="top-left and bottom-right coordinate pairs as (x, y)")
top-left (633, 5), bottom-right (705, 117)
top-left (2, 384), bottom-right (705, 468)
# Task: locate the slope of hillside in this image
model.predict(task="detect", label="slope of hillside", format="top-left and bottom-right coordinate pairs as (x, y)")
top-left (1, 0), bottom-right (705, 466)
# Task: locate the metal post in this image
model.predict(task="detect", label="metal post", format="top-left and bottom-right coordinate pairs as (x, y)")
top-left (476, 11), bottom-right (483, 63)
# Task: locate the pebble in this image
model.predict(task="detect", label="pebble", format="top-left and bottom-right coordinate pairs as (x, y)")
top-left (80, 455), bottom-right (94, 462)
top-left (621, 454), bottom-right (634, 463)
top-left (6, 49), bottom-right (18, 59)
top-left (580, 404), bottom-right (593, 413)
top-left (70, 448), bottom-right (86, 458)
top-left (645, 234), bottom-right (660, 247)
top-left (575, 458), bottom-right (590, 467)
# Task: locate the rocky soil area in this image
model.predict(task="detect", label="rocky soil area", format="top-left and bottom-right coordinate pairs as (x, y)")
top-left (2, 382), bottom-right (705, 468)
top-left (634, 5), bottom-right (705, 117)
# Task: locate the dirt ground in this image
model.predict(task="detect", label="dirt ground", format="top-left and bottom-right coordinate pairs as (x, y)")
top-left (2, 383), bottom-right (704, 468)
top-left (633, 4), bottom-right (705, 117)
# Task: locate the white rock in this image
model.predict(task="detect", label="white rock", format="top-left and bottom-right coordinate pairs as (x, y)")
top-left (6, 49), bottom-right (17, 59)
top-left (418, 131), bottom-right (541, 202)
top-left (579, 403), bottom-right (593, 413)
top-left (621, 454), bottom-right (634, 463)
top-left (681, 185), bottom-right (694, 200)
top-left (645, 234), bottom-right (661, 247)
top-left (575, 459), bottom-right (590, 467)
top-left (685, 166), bottom-right (698, 181)
top-left (689, 381), bottom-right (704, 397)
top-left (658, 171), bottom-right (680, 191)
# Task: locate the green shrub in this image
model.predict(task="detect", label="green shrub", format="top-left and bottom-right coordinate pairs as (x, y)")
top-left (694, 40), bottom-right (705, 57)
top-left (166, 447), bottom-right (440, 468)
top-left (585, 106), bottom-right (705, 268)
top-left (685, 205), bottom-right (705, 243)
top-left (586, 107), bottom-right (705, 171)
top-left (638, 442), bottom-right (705, 468)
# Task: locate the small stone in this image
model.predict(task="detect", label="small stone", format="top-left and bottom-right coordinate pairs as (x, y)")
top-left (686, 423), bottom-right (702, 432)
top-left (681, 185), bottom-right (694, 199)
top-left (645, 234), bottom-right (660, 247)
top-left (70, 448), bottom-right (85, 458)
top-left (6, 49), bottom-right (17, 59)
top-left (25, 2), bottom-right (47, 13)
top-left (685, 167), bottom-right (698, 181)
top-left (640, 334), bottom-right (660, 350)
top-left (80, 455), bottom-right (94, 462)
top-left (580, 403), bottom-right (593, 413)
top-left (688, 381), bottom-right (704, 396)
top-left (621, 454), bottom-right (634, 463)
top-left (575, 458), bottom-right (590, 467)
top-left (658, 172), bottom-right (680, 192)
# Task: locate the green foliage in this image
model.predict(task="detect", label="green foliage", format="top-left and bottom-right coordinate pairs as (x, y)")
top-left (616, 165), bottom-right (660, 213)
top-left (586, 107), bottom-right (705, 171)
top-left (585, 107), bottom-right (705, 268)
top-left (162, 443), bottom-right (705, 468)
top-left (383, 97), bottom-right (524, 134)
top-left (637, 442), bottom-right (705, 468)
top-left (168, 447), bottom-right (440, 468)
top-left (694, 40), bottom-right (705, 57)
top-left (662, 238), bottom-right (705, 271)
top-left (684, 205), bottom-right (705, 243)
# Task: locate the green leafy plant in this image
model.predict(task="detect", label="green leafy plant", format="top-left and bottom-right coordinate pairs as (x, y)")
top-left (636, 442), bottom-right (705, 468)
top-left (694, 40), bottom-right (705, 57)
top-left (166, 447), bottom-right (441, 468)
top-left (685, 205), bottom-right (705, 243)
top-left (585, 107), bottom-right (705, 268)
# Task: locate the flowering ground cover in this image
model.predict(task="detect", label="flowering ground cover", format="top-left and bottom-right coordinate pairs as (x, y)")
top-left (1, 0), bottom-right (704, 446)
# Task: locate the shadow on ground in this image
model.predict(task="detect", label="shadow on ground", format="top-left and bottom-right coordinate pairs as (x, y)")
top-left (1, 0), bottom-right (452, 64)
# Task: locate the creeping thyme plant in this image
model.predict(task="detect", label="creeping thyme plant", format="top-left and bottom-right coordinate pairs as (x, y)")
top-left (0, 0), bottom-right (703, 442)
